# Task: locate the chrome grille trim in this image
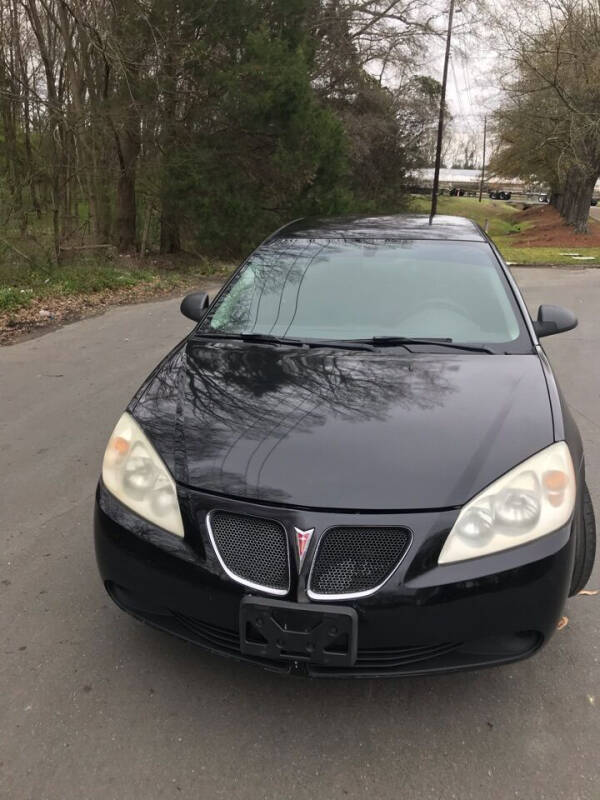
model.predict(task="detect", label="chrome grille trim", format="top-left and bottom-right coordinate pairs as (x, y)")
top-left (206, 510), bottom-right (290, 596)
top-left (307, 526), bottom-right (412, 601)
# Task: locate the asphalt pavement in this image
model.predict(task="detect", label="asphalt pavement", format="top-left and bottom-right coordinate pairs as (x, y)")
top-left (1, 267), bottom-right (599, 800)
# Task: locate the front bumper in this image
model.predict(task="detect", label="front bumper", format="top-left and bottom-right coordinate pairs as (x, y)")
top-left (94, 482), bottom-right (575, 677)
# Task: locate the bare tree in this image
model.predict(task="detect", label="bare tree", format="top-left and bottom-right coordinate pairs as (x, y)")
top-left (489, 0), bottom-right (600, 233)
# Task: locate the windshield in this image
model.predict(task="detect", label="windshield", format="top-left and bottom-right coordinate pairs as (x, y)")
top-left (201, 238), bottom-right (530, 350)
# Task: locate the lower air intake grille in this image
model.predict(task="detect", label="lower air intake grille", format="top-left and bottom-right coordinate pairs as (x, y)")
top-left (208, 511), bottom-right (289, 594)
top-left (309, 526), bottom-right (410, 598)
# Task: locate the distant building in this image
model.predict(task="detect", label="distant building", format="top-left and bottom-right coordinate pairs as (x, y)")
top-left (410, 169), bottom-right (600, 194)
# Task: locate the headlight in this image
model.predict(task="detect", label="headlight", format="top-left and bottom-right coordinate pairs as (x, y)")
top-left (102, 412), bottom-right (184, 537)
top-left (438, 442), bottom-right (575, 564)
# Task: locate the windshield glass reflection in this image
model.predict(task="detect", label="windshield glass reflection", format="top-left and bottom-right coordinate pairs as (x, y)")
top-left (201, 238), bottom-right (523, 345)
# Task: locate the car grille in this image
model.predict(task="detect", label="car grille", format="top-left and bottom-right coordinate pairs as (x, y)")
top-left (171, 611), bottom-right (459, 675)
top-left (207, 510), bottom-right (290, 594)
top-left (310, 642), bottom-right (460, 675)
top-left (308, 526), bottom-right (411, 598)
top-left (170, 612), bottom-right (287, 670)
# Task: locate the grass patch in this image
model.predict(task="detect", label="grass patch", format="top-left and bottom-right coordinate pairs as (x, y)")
top-left (408, 195), bottom-right (597, 265)
top-left (0, 253), bottom-right (235, 344)
top-left (497, 245), bottom-right (600, 265)
top-left (408, 195), bottom-right (524, 238)
top-left (0, 286), bottom-right (34, 312)
top-left (0, 256), bottom-right (232, 313)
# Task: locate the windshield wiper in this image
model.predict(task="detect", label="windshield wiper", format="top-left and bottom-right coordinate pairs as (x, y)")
top-left (304, 338), bottom-right (376, 352)
top-left (196, 331), bottom-right (493, 353)
top-left (195, 331), bottom-right (376, 351)
top-left (195, 331), bottom-right (305, 347)
top-left (367, 336), bottom-right (495, 354)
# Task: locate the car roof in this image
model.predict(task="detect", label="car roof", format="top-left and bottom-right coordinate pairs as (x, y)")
top-left (274, 214), bottom-right (487, 242)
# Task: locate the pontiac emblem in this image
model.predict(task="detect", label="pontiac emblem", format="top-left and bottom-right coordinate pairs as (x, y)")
top-left (294, 527), bottom-right (314, 568)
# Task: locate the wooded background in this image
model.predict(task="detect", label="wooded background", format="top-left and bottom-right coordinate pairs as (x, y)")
top-left (0, 0), bottom-right (445, 263)
top-left (2, 0), bottom-right (599, 272)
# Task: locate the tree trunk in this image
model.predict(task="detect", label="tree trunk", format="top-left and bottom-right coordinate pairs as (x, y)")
top-left (0, 67), bottom-right (22, 213)
top-left (159, 47), bottom-right (181, 254)
top-left (566, 173), bottom-right (597, 234)
top-left (0, 0), bottom-right (24, 216)
top-left (160, 208), bottom-right (181, 253)
top-left (140, 202), bottom-right (153, 256)
top-left (114, 124), bottom-right (140, 252)
top-left (557, 166), bottom-right (576, 218)
top-left (21, 70), bottom-right (40, 217)
top-left (89, 105), bottom-right (113, 244)
top-left (24, 0), bottom-right (64, 262)
top-left (59, 1), bottom-right (114, 245)
top-left (94, 166), bottom-right (112, 243)
top-left (51, 177), bottom-right (61, 263)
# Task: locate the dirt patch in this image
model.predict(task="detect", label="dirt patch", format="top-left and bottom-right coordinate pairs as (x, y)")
top-left (511, 204), bottom-right (600, 246)
top-left (0, 277), bottom-right (224, 346)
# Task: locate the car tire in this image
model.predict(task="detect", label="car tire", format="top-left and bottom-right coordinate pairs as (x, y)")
top-left (569, 483), bottom-right (596, 596)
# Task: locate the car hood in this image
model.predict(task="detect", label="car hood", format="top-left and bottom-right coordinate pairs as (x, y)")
top-left (132, 339), bottom-right (554, 511)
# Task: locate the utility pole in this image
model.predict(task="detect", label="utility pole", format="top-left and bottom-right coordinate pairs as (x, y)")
top-left (430, 0), bottom-right (456, 224)
top-left (478, 115), bottom-right (487, 203)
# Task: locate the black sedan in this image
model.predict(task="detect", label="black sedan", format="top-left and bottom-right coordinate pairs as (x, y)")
top-left (95, 214), bottom-right (596, 677)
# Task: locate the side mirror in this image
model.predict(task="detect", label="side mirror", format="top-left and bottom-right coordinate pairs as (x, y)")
top-left (533, 304), bottom-right (577, 338)
top-left (180, 291), bottom-right (210, 322)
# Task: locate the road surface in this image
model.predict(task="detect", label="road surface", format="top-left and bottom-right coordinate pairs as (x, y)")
top-left (1, 267), bottom-right (599, 800)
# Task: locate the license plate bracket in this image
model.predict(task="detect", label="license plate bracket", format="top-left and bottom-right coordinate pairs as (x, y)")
top-left (240, 596), bottom-right (358, 667)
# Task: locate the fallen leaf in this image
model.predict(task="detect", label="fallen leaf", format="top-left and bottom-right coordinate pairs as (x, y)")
top-left (577, 589), bottom-right (599, 596)
top-left (557, 615), bottom-right (569, 630)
